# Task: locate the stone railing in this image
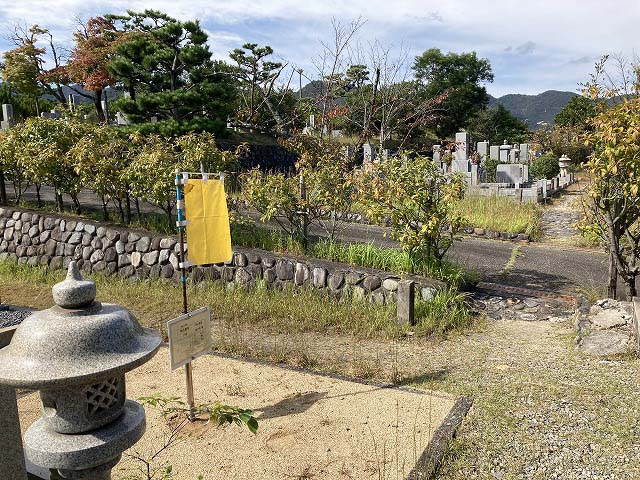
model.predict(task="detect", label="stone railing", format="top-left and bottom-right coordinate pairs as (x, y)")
top-left (0, 207), bottom-right (444, 306)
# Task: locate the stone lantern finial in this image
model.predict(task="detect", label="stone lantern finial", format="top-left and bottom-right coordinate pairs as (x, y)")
top-left (52, 261), bottom-right (96, 309)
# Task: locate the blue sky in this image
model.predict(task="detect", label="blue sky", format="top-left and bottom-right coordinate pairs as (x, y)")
top-left (0, 0), bottom-right (637, 97)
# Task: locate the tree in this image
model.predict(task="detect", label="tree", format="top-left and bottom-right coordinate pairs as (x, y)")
top-left (71, 126), bottom-right (134, 221)
top-left (3, 25), bottom-right (68, 106)
top-left (229, 43), bottom-right (291, 134)
top-left (554, 95), bottom-right (597, 128)
top-left (359, 153), bottom-right (466, 266)
top-left (242, 134), bottom-right (358, 243)
top-left (66, 17), bottom-right (119, 123)
top-left (529, 153), bottom-right (559, 180)
top-left (108, 10), bottom-right (236, 135)
top-left (531, 124), bottom-right (591, 165)
top-left (579, 98), bottom-right (640, 299)
top-left (467, 104), bottom-right (529, 144)
top-left (413, 48), bottom-right (493, 138)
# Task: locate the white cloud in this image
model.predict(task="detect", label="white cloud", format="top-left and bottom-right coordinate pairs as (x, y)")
top-left (1, 0), bottom-right (638, 95)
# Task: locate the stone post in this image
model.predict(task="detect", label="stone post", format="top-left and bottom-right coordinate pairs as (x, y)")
top-left (397, 280), bottom-right (415, 326)
top-left (0, 385), bottom-right (28, 480)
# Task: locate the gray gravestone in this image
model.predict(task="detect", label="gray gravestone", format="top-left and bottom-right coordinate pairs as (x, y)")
top-left (363, 143), bottom-right (375, 163)
top-left (477, 141), bottom-right (489, 160)
top-left (455, 131), bottom-right (469, 161)
top-left (519, 144), bottom-right (529, 163)
top-left (1, 104), bottom-right (15, 130)
top-left (496, 164), bottom-right (527, 184)
top-left (489, 145), bottom-right (500, 161)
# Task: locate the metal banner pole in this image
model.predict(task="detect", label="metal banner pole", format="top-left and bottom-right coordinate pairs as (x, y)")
top-left (175, 171), bottom-right (195, 421)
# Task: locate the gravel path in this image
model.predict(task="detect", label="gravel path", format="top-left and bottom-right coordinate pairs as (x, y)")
top-left (0, 306), bottom-right (33, 328)
top-left (540, 182), bottom-right (585, 243)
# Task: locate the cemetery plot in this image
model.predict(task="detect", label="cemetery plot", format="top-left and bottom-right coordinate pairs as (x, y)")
top-left (18, 349), bottom-right (462, 479)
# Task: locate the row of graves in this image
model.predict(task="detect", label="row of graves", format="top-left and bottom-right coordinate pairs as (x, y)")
top-left (433, 131), bottom-right (576, 203)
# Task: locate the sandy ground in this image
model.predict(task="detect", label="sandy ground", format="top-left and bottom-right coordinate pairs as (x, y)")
top-left (17, 349), bottom-right (457, 480)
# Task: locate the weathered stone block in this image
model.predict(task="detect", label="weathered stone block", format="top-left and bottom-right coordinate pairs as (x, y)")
top-left (312, 267), bottom-right (327, 288)
top-left (295, 263), bottom-right (309, 286)
top-left (235, 267), bottom-right (252, 284)
top-left (67, 232), bottom-right (82, 245)
top-left (82, 246), bottom-right (93, 260)
top-left (136, 237), bottom-right (151, 252)
top-left (235, 253), bottom-right (248, 267)
top-left (83, 224), bottom-right (96, 235)
top-left (159, 237), bottom-right (176, 250)
top-left (262, 257), bottom-right (276, 268)
top-left (115, 241), bottom-right (125, 254)
top-left (328, 272), bottom-right (344, 291)
top-left (363, 275), bottom-right (381, 292)
top-left (90, 250), bottom-right (104, 264)
top-left (142, 250), bottom-right (159, 266)
top-left (91, 237), bottom-right (103, 250)
top-left (119, 265), bottom-right (135, 278)
top-left (345, 272), bottom-right (362, 285)
top-left (45, 239), bottom-right (57, 256)
top-left (104, 247), bottom-right (117, 263)
top-left (81, 234), bottom-right (93, 246)
top-left (276, 260), bottom-right (294, 280)
top-left (131, 251), bottom-right (142, 268)
top-left (264, 268), bottom-right (277, 283)
top-left (118, 253), bottom-right (131, 267)
top-left (160, 264), bottom-right (174, 278)
top-left (382, 278), bottom-right (399, 292)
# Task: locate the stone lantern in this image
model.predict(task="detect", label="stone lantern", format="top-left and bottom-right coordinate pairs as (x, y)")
top-left (0, 261), bottom-right (161, 479)
top-left (559, 154), bottom-right (571, 177)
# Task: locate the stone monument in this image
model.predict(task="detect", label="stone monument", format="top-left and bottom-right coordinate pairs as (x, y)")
top-left (1, 104), bottom-right (15, 130)
top-left (0, 262), bottom-right (161, 480)
top-left (558, 154), bottom-right (571, 177)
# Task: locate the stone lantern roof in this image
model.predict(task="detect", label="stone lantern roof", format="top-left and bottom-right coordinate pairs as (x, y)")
top-left (0, 261), bottom-right (161, 389)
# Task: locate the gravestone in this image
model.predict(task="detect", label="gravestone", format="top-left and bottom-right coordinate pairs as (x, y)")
top-left (309, 114), bottom-right (315, 128)
top-left (455, 131), bottom-right (469, 161)
top-left (509, 145), bottom-right (520, 163)
top-left (1, 104), bottom-right (15, 130)
top-left (116, 112), bottom-right (129, 126)
top-left (496, 164), bottom-right (527, 184)
top-left (499, 141), bottom-right (511, 163)
top-left (477, 141), bottom-right (489, 160)
top-left (363, 143), bottom-right (375, 163)
top-left (519, 144), bottom-right (529, 163)
top-left (489, 145), bottom-right (500, 161)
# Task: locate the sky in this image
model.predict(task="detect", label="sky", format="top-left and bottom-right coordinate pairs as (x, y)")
top-left (0, 0), bottom-right (638, 97)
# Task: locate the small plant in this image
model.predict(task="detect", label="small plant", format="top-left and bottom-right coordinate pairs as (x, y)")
top-left (138, 393), bottom-right (258, 434)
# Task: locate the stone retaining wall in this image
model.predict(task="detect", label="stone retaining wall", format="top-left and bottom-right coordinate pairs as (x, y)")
top-left (0, 207), bottom-right (443, 305)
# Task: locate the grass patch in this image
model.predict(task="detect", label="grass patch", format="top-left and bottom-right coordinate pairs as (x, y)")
top-left (231, 223), bottom-right (474, 287)
top-left (0, 260), bottom-right (473, 339)
top-left (456, 195), bottom-right (542, 238)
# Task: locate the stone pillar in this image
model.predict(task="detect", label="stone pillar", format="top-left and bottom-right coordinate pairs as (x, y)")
top-left (397, 280), bottom-right (415, 326)
top-left (0, 385), bottom-right (28, 480)
top-left (471, 164), bottom-right (479, 186)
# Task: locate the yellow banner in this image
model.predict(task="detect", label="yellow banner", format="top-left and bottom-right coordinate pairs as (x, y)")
top-left (184, 178), bottom-right (232, 265)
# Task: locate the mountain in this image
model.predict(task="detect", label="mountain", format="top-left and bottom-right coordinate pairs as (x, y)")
top-left (488, 90), bottom-right (578, 129)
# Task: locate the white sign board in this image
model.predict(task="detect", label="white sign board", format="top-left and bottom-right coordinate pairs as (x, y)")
top-left (167, 306), bottom-right (213, 371)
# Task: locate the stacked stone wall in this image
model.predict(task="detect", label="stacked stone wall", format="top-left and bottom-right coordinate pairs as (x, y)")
top-left (0, 207), bottom-right (443, 305)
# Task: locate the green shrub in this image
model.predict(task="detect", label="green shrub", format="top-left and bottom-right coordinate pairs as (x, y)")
top-left (530, 153), bottom-right (559, 180)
